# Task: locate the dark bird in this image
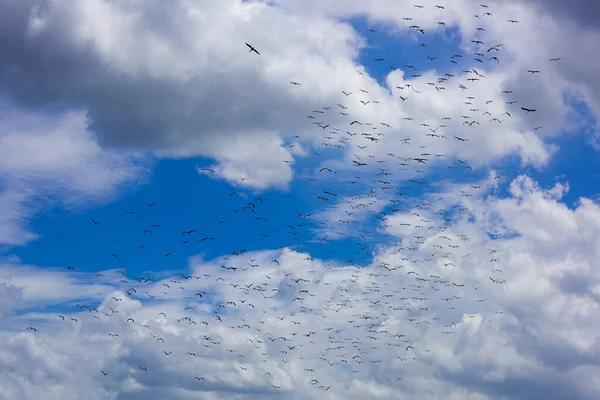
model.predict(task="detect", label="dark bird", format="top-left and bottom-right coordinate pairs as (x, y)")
top-left (521, 107), bottom-right (537, 113)
top-left (245, 42), bottom-right (260, 54)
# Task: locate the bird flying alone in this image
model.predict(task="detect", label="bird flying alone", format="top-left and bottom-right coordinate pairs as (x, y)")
top-left (245, 42), bottom-right (260, 55)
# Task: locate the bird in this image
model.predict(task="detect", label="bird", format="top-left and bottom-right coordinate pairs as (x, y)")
top-left (521, 107), bottom-right (537, 113)
top-left (245, 42), bottom-right (260, 54)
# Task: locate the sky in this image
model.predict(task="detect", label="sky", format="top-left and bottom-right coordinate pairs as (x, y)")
top-left (1, 0), bottom-right (600, 399)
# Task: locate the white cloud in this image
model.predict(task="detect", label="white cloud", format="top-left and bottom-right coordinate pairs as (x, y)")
top-left (0, 0), bottom-right (579, 193)
top-left (0, 188), bottom-right (39, 246)
top-left (283, 0), bottom-right (600, 137)
top-left (0, 176), bottom-right (599, 399)
top-left (197, 131), bottom-right (294, 190)
top-left (0, 0), bottom-right (367, 189)
top-left (1, 1), bottom-right (599, 399)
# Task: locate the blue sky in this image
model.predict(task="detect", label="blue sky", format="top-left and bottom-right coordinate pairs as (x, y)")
top-left (1, 1), bottom-right (600, 400)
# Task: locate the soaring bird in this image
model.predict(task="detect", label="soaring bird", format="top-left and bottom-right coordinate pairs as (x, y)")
top-left (245, 42), bottom-right (260, 54)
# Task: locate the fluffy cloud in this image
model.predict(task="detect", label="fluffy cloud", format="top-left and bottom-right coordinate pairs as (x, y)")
top-left (1, 175), bottom-right (599, 399)
top-left (1, 1), bottom-right (599, 399)
top-left (272, 0), bottom-right (600, 138)
top-left (0, 0), bottom-right (366, 189)
top-left (0, 0), bottom-right (577, 193)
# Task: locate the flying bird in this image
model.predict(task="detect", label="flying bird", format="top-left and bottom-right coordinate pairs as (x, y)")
top-left (245, 42), bottom-right (260, 54)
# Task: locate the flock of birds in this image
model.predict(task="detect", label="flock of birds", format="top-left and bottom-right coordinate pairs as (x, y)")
top-left (23, 3), bottom-right (560, 397)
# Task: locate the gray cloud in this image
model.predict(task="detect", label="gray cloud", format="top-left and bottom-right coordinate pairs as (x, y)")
top-left (519, 0), bottom-right (600, 29)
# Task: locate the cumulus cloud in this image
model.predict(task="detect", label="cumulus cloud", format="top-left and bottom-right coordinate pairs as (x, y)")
top-left (1, 176), bottom-right (599, 399)
top-left (0, 0), bottom-right (578, 194)
top-left (1, 1), bottom-right (599, 399)
top-left (272, 0), bottom-right (600, 140)
top-left (0, 0), bottom-right (367, 189)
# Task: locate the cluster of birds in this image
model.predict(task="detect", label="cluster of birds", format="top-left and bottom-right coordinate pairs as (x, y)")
top-left (23, 3), bottom-right (557, 396)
